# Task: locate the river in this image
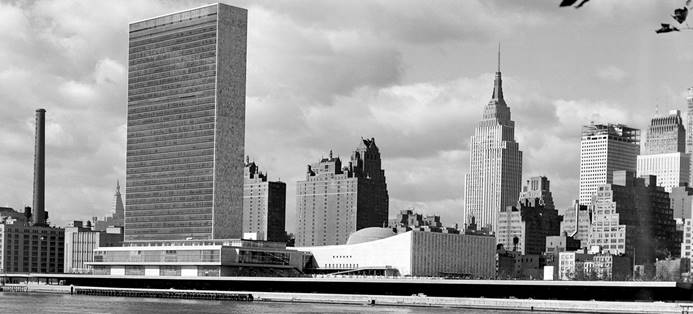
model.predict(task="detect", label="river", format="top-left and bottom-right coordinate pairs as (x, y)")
top-left (0, 292), bottom-right (557, 313)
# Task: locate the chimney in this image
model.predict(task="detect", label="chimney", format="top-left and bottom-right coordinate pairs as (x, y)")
top-left (32, 109), bottom-right (46, 226)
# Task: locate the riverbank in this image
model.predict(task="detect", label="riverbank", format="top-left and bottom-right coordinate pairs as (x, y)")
top-left (2, 284), bottom-right (691, 313)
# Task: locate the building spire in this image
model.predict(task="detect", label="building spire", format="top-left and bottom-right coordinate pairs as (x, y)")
top-left (491, 43), bottom-right (504, 101)
top-left (497, 42), bottom-right (501, 73)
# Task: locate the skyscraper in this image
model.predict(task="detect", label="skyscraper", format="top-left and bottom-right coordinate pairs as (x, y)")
top-left (296, 138), bottom-right (389, 246)
top-left (124, 4), bottom-right (247, 241)
top-left (243, 158), bottom-right (286, 242)
top-left (578, 123), bottom-right (640, 205)
top-left (463, 47), bottom-right (523, 232)
top-left (94, 181), bottom-right (125, 231)
top-left (636, 110), bottom-right (689, 192)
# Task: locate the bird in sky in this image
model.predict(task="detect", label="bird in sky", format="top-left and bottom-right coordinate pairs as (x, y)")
top-left (673, 7), bottom-right (689, 23)
top-left (655, 23), bottom-right (680, 33)
top-left (559, 0), bottom-right (590, 9)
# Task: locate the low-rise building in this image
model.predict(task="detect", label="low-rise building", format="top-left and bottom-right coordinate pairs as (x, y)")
top-left (293, 227), bottom-right (496, 278)
top-left (64, 221), bottom-right (123, 273)
top-left (0, 208), bottom-right (64, 273)
top-left (558, 250), bottom-right (631, 280)
top-left (88, 239), bottom-right (309, 277)
top-left (655, 258), bottom-right (690, 281)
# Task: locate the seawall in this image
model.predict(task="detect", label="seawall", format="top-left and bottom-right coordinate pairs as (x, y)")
top-left (2, 284), bottom-right (692, 313)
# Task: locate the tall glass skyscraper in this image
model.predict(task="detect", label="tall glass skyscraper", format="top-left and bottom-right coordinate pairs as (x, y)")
top-left (463, 48), bottom-right (523, 233)
top-left (125, 4), bottom-right (247, 241)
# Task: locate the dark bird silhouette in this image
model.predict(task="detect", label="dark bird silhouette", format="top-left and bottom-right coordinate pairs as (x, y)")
top-left (673, 7), bottom-right (689, 24)
top-left (559, 0), bottom-right (578, 7)
top-left (575, 0), bottom-right (590, 8)
top-left (656, 23), bottom-right (680, 33)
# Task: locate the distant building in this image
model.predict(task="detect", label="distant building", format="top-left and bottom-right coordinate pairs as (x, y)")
top-left (642, 110), bottom-right (686, 155)
top-left (587, 171), bottom-right (677, 265)
top-left (559, 201), bottom-right (591, 247)
top-left (545, 235), bottom-right (581, 255)
top-left (0, 207), bottom-right (28, 225)
top-left (389, 209), bottom-right (459, 233)
top-left (579, 123), bottom-right (640, 205)
top-left (463, 48), bottom-right (523, 233)
top-left (293, 228), bottom-right (496, 278)
top-left (637, 110), bottom-right (689, 192)
top-left (685, 87), bottom-right (693, 184)
top-left (64, 221), bottom-right (123, 274)
top-left (680, 219), bottom-right (693, 268)
top-left (124, 3), bottom-right (247, 241)
top-left (655, 258), bottom-right (690, 281)
top-left (296, 138), bottom-right (389, 247)
top-left (558, 251), bottom-right (631, 280)
top-left (243, 158), bottom-right (286, 242)
top-left (671, 185), bottom-right (693, 220)
top-left (94, 180), bottom-right (124, 231)
top-left (496, 248), bottom-right (545, 280)
top-left (496, 177), bottom-right (561, 255)
top-left (0, 208), bottom-right (64, 273)
top-left (671, 185), bottom-right (693, 256)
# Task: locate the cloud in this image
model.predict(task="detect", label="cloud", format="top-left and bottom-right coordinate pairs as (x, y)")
top-left (0, 0), bottom-right (688, 234)
top-left (596, 65), bottom-right (627, 82)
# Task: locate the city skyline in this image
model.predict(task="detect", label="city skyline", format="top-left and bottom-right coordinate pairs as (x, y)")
top-left (1, 1), bottom-right (693, 233)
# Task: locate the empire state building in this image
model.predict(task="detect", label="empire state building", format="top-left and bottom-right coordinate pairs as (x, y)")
top-left (463, 48), bottom-right (522, 233)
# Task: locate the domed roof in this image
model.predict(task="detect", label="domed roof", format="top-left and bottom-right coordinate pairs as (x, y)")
top-left (346, 227), bottom-right (396, 245)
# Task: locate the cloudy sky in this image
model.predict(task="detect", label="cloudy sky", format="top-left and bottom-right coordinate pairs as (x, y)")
top-left (1, 0), bottom-right (692, 232)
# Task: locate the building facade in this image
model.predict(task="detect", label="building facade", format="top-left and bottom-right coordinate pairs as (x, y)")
top-left (546, 235), bottom-right (581, 255)
top-left (125, 4), bottom-right (247, 241)
top-left (296, 138), bottom-right (389, 247)
top-left (587, 171), bottom-right (677, 265)
top-left (671, 185), bottom-right (693, 220)
top-left (680, 219), bottom-right (693, 269)
top-left (558, 251), bottom-right (631, 280)
top-left (0, 216), bottom-right (64, 273)
top-left (496, 177), bottom-right (561, 255)
top-left (243, 158), bottom-right (286, 242)
top-left (64, 222), bottom-right (123, 274)
top-left (579, 123), bottom-right (640, 205)
top-left (389, 209), bottom-right (459, 233)
top-left (89, 239), bottom-right (309, 277)
top-left (463, 50), bottom-right (523, 232)
top-left (636, 110), bottom-right (689, 192)
top-left (560, 200), bottom-right (592, 246)
top-left (686, 87), bottom-right (693, 184)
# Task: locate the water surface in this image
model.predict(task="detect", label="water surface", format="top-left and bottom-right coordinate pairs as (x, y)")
top-left (0, 292), bottom-right (559, 314)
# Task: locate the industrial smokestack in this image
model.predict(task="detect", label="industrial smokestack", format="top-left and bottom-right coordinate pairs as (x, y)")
top-left (32, 108), bottom-right (46, 226)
